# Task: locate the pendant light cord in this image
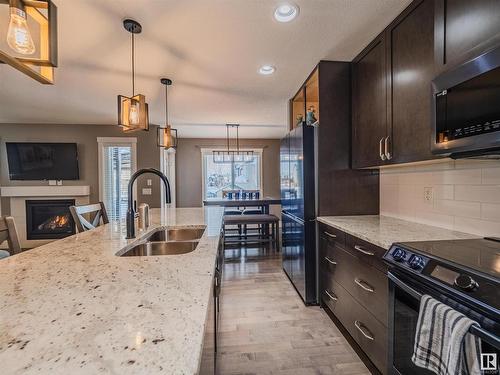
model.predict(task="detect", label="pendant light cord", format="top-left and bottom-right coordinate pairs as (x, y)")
top-left (165, 84), bottom-right (168, 126)
top-left (131, 33), bottom-right (135, 96)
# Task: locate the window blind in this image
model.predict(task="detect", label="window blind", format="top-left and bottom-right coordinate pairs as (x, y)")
top-left (102, 145), bottom-right (132, 220)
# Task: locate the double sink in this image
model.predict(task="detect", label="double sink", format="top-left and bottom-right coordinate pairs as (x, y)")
top-left (119, 227), bottom-right (206, 257)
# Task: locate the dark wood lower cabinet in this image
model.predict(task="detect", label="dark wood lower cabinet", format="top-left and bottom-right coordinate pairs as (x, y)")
top-left (200, 236), bottom-right (223, 374)
top-left (319, 224), bottom-right (388, 374)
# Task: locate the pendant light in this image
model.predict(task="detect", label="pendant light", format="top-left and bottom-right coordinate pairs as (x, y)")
top-left (213, 124), bottom-right (253, 164)
top-left (157, 78), bottom-right (178, 149)
top-left (7, 0), bottom-right (35, 55)
top-left (117, 19), bottom-right (149, 132)
top-left (0, 0), bottom-right (58, 84)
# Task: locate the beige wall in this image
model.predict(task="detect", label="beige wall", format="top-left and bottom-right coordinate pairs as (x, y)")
top-left (380, 159), bottom-right (500, 236)
top-left (175, 138), bottom-right (281, 208)
top-left (0, 123), bottom-right (162, 214)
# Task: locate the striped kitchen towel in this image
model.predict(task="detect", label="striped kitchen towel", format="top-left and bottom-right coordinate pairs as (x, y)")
top-left (412, 294), bottom-right (482, 375)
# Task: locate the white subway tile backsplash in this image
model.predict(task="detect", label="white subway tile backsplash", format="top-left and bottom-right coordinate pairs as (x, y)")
top-left (434, 169), bottom-right (482, 185)
top-left (482, 168), bottom-right (500, 185)
top-left (481, 203), bottom-right (500, 222)
top-left (380, 159), bottom-right (500, 237)
top-left (455, 185), bottom-right (500, 203)
top-left (434, 199), bottom-right (481, 218)
top-left (433, 185), bottom-right (454, 200)
top-left (454, 217), bottom-right (500, 237)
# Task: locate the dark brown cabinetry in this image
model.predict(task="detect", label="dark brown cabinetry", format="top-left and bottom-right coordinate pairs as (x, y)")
top-left (289, 61), bottom-right (380, 217)
top-left (352, 35), bottom-right (388, 168)
top-left (200, 234), bottom-right (223, 374)
top-left (388, 0), bottom-right (436, 164)
top-left (352, 0), bottom-right (500, 168)
top-left (435, 0), bottom-right (500, 73)
top-left (319, 223), bottom-right (388, 374)
top-left (352, 0), bottom-right (435, 168)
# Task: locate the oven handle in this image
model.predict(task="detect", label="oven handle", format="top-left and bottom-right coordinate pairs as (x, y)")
top-left (388, 272), bottom-right (500, 349)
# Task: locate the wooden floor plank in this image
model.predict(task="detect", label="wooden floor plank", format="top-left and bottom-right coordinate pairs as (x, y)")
top-left (218, 251), bottom-right (370, 375)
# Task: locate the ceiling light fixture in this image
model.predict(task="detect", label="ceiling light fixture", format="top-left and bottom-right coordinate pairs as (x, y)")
top-left (274, 3), bottom-right (299, 23)
top-left (117, 19), bottom-right (149, 132)
top-left (213, 124), bottom-right (254, 164)
top-left (259, 65), bottom-right (276, 75)
top-left (157, 78), bottom-right (178, 149)
top-left (0, 0), bottom-right (58, 84)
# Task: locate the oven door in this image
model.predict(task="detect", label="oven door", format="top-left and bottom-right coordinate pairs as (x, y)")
top-left (388, 271), bottom-right (500, 375)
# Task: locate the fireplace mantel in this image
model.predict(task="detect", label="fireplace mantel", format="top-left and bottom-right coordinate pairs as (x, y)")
top-left (0, 186), bottom-right (90, 249)
top-left (0, 186), bottom-right (90, 197)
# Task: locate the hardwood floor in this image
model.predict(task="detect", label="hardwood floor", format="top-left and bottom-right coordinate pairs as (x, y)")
top-left (218, 248), bottom-right (370, 375)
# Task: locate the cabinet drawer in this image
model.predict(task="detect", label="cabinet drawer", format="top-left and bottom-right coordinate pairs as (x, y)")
top-left (322, 278), bottom-right (387, 374)
top-left (319, 224), bottom-right (346, 247)
top-left (346, 234), bottom-right (387, 272)
top-left (321, 244), bottom-right (388, 326)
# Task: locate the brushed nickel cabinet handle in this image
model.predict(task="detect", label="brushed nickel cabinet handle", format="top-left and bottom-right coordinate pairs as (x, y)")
top-left (355, 320), bottom-right (374, 341)
top-left (379, 138), bottom-right (386, 161)
top-left (325, 290), bottom-right (338, 301)
top-left (354, 278), bottom-right (375, 293)
top-left (354, 245), bottom-right (375, 256)
top-left (325, 232), bottom-right (337, 239)
top-left (324, 257), bottom-right (337, 265)
top-left (385, 136), bottom-right (392, 160)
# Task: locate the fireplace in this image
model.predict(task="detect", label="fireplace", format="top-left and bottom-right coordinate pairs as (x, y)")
top-left (25, 199), bottom-right (76, 240)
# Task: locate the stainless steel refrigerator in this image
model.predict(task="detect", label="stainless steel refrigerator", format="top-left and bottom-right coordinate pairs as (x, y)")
top-left (280, 124), bottom-right (317, 304)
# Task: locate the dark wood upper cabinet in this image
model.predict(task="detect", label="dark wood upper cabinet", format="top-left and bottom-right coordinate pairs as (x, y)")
top-left (435, 0), bottom-right (500, 73)
top-left (352, 0), bottom-right (500, 168)
top-left (352, 35), bottom-right (389, 169)
top-left (289, 61), bottom-right (380, 215)
top-left (388, 0), bottom-right (437, 164)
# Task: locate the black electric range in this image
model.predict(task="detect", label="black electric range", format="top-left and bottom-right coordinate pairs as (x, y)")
top-left (383, 238), bottom-right (500, 375)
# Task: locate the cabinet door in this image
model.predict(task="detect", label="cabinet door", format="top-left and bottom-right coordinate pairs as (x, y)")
top-left (435, 0), bottom-right (500, 73)
top-left (352, 35), bottom-right (388, 168)
top-left (388, 0), bottom-right (436, 164)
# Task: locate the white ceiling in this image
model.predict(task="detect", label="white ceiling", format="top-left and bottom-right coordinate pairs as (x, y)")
top-left (0, 0), bottom-right (412, 138)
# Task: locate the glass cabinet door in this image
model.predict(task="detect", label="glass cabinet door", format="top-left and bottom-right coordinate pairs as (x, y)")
top-left (291, 87), bottom-right (305, 130)
top-left (305, 68), bottom-right (319, 126)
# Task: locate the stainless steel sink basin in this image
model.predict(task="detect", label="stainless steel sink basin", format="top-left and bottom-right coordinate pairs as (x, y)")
top-left (120, 241), bottom-right (199, 257)
top-left (146, 227), bottom-right (205, 242)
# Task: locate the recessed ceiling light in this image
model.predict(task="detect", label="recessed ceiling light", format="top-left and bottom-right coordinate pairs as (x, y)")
top-left (259, 65), bottom-right (276, 75)
top-left (274, 3), bottom-right (299, 23)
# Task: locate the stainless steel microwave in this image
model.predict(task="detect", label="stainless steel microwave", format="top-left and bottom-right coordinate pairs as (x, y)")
top-left (432, 45), bottom-right (500, 158)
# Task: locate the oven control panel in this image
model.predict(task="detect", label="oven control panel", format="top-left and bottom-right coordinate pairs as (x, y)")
top-left (384, 245), bottom-right (430, 273)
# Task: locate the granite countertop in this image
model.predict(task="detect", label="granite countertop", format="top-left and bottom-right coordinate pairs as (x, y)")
top-left (317, 215), bottom-right (478, 250)
top-left (0, 206), bottom-right (224, 375)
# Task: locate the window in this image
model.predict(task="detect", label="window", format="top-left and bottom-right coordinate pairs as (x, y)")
top-left (202, 149), bottom-right (262, 199)
top-left (98, 138), bottom-right (137, 220)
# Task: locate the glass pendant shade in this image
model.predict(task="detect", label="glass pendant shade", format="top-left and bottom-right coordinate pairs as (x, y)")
top-left (7, 5), bottom-right (35, 54)
top-left (118, 94), bottom-right (149, 132)
top-left (0, 0), bottom-right (58, 84)
top-left (157, 125), bottom-right (178, 149)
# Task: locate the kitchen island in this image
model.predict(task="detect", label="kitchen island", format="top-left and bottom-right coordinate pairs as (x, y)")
top-left (0, 206), bottom-right (224, 375)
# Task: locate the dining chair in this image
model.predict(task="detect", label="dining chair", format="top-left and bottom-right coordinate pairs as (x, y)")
top-left (0, 216), bottom-right (21, 258)
top-left (69, 202), bottom-right (109, 232)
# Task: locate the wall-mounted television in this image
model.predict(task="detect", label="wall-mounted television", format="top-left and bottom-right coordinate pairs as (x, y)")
top-left (6, 142), bottom-right (80, 180)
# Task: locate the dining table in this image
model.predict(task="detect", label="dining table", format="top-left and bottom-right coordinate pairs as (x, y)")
top-left (203, 197), bottom-right (281, 214)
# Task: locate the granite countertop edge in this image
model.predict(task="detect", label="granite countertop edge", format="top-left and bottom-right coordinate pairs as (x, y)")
top-left (317, 215), bottom-right (478, 250)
